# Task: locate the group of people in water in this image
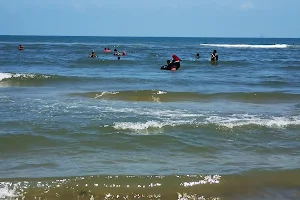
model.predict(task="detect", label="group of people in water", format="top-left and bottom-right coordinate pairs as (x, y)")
top-left (195, 50), bottom-right (218, 61)
top-left (89, 48), bottom-right (127, 60)
top-left (18, 44), bottom-right (218, 71)
top-left (160, 50), bottom-right (218, 71)
top-left (161, 54), bottom-right (182, 71)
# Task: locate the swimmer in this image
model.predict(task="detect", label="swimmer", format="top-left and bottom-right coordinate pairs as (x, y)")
top-left (18, 45), bottom-right (24, 50)
top-left (161, 60), bottom-right (171, 70)
top-left (195, 53), bottom-right (200, 59)
top-left (89, 50), bottom-right (97, 58)
top-left (104, 48), bottom-right (111, 53)
top-left (211, 50), bottom-right (218, 61)
top-left (114, 51), bottom-right (121, 56)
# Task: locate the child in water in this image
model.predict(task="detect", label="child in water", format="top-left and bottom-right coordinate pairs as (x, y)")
top-left (89, 50), bottom-right (97, 58)
top-left (161, 54), bottom-right (182, 70)
top-left (161, 60), bottom-right (171, 70)
top-left (211, 50), bottom-right (218, 61)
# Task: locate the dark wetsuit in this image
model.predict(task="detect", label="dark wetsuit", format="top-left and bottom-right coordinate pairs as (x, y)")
top-left (161, 61), bottom-right (180, 70)
top-left (211, 53), bottom-right (218, 61)
top-left (174, 61), bottom-right (180, 70)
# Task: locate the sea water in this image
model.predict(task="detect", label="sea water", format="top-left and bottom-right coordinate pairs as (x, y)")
top-left (0, 36), bottom-right (300, 200)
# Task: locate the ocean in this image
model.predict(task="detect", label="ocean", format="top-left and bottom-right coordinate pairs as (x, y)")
top-left (0, 36), bottom-right (300, 200)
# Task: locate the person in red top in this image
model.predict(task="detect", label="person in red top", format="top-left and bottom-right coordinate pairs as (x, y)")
top-left (171, 54), bottom-right (182, 70)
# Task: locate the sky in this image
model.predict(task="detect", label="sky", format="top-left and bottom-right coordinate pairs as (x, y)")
top-left (0, 0), bottom-right (299, 37)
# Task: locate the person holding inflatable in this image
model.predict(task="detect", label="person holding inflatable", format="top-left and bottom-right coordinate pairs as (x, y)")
top-left (104, 48), bottom-right (111, 53)
top-left (161, 54), bottom-right (182, 70)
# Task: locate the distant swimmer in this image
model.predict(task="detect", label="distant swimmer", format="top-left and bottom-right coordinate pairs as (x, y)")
top-left (89, 50), bottom-right (97, 58)
top-left (18, 45), bottom-right (24, 50)
top-left (104, 48), bottom-right (111, 53)
top-left (195, 53), bottom-right (200, 59)
top-left (122, 51), bottom-right (127, 56)
top-left (211, 50), bottom-right (218, 61)
top-left (114, 49), bottom-right (122, 56)
top-left (117, 56), bottom-right (120, 60)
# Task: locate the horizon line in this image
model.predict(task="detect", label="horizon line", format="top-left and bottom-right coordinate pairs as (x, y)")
top-left (0, 34), bottom-right (299, 39)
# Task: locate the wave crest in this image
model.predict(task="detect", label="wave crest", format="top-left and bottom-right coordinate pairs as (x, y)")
top-left (0, 72), bottom-right (51, 82)
top-left (71, 90), bottom-right (300, 103)
top-left (200, 44), bottom-right (288, 49)
top-left (112, 115), bottom-right (300, 132)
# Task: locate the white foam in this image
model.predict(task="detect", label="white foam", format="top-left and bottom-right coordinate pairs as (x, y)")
top-left (206, 114), bottom-right (300, 129)
top-left (94, 91), bottom-right (119, 99)
top-left (151, 96), bottom-right (161, 103)
top-left (156, 90), bottom-right (167, 95)
top-left (0, 73), bottom-right (14, 81)
top-left (112, 113), bottom-right (300, 132)
top-left (102, 105), bottom-right (300, 131)
top-left (177, 193), bottom-right (220, 200)
top-left (200, 44), bottom-right (288, 49)
top-left (113, 120), bottom-right (192, 132)
top-left (0, 182), bottom-right (20, 199)
top-left (113, 121), bottom-right (165, 131)
top-left (0, 72), bottom-right (50, 81)
top-left (181, 175), bottom-right (221, 187)
top-left (150, 90), bottom-right (167, 102)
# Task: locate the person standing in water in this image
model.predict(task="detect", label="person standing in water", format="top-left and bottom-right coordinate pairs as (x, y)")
top-left (211, 50), bottom-right (218, 61)
top-left (104, 48), bottom-right (111, 53)
top-left (171, 54), bottom-right (182, 70)
top-left (18, 45), bottom-right (24, 50)
top-left (195, 53), bottom-right (200, 60)
top-left (89, 50), bottom-right (97, 58)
